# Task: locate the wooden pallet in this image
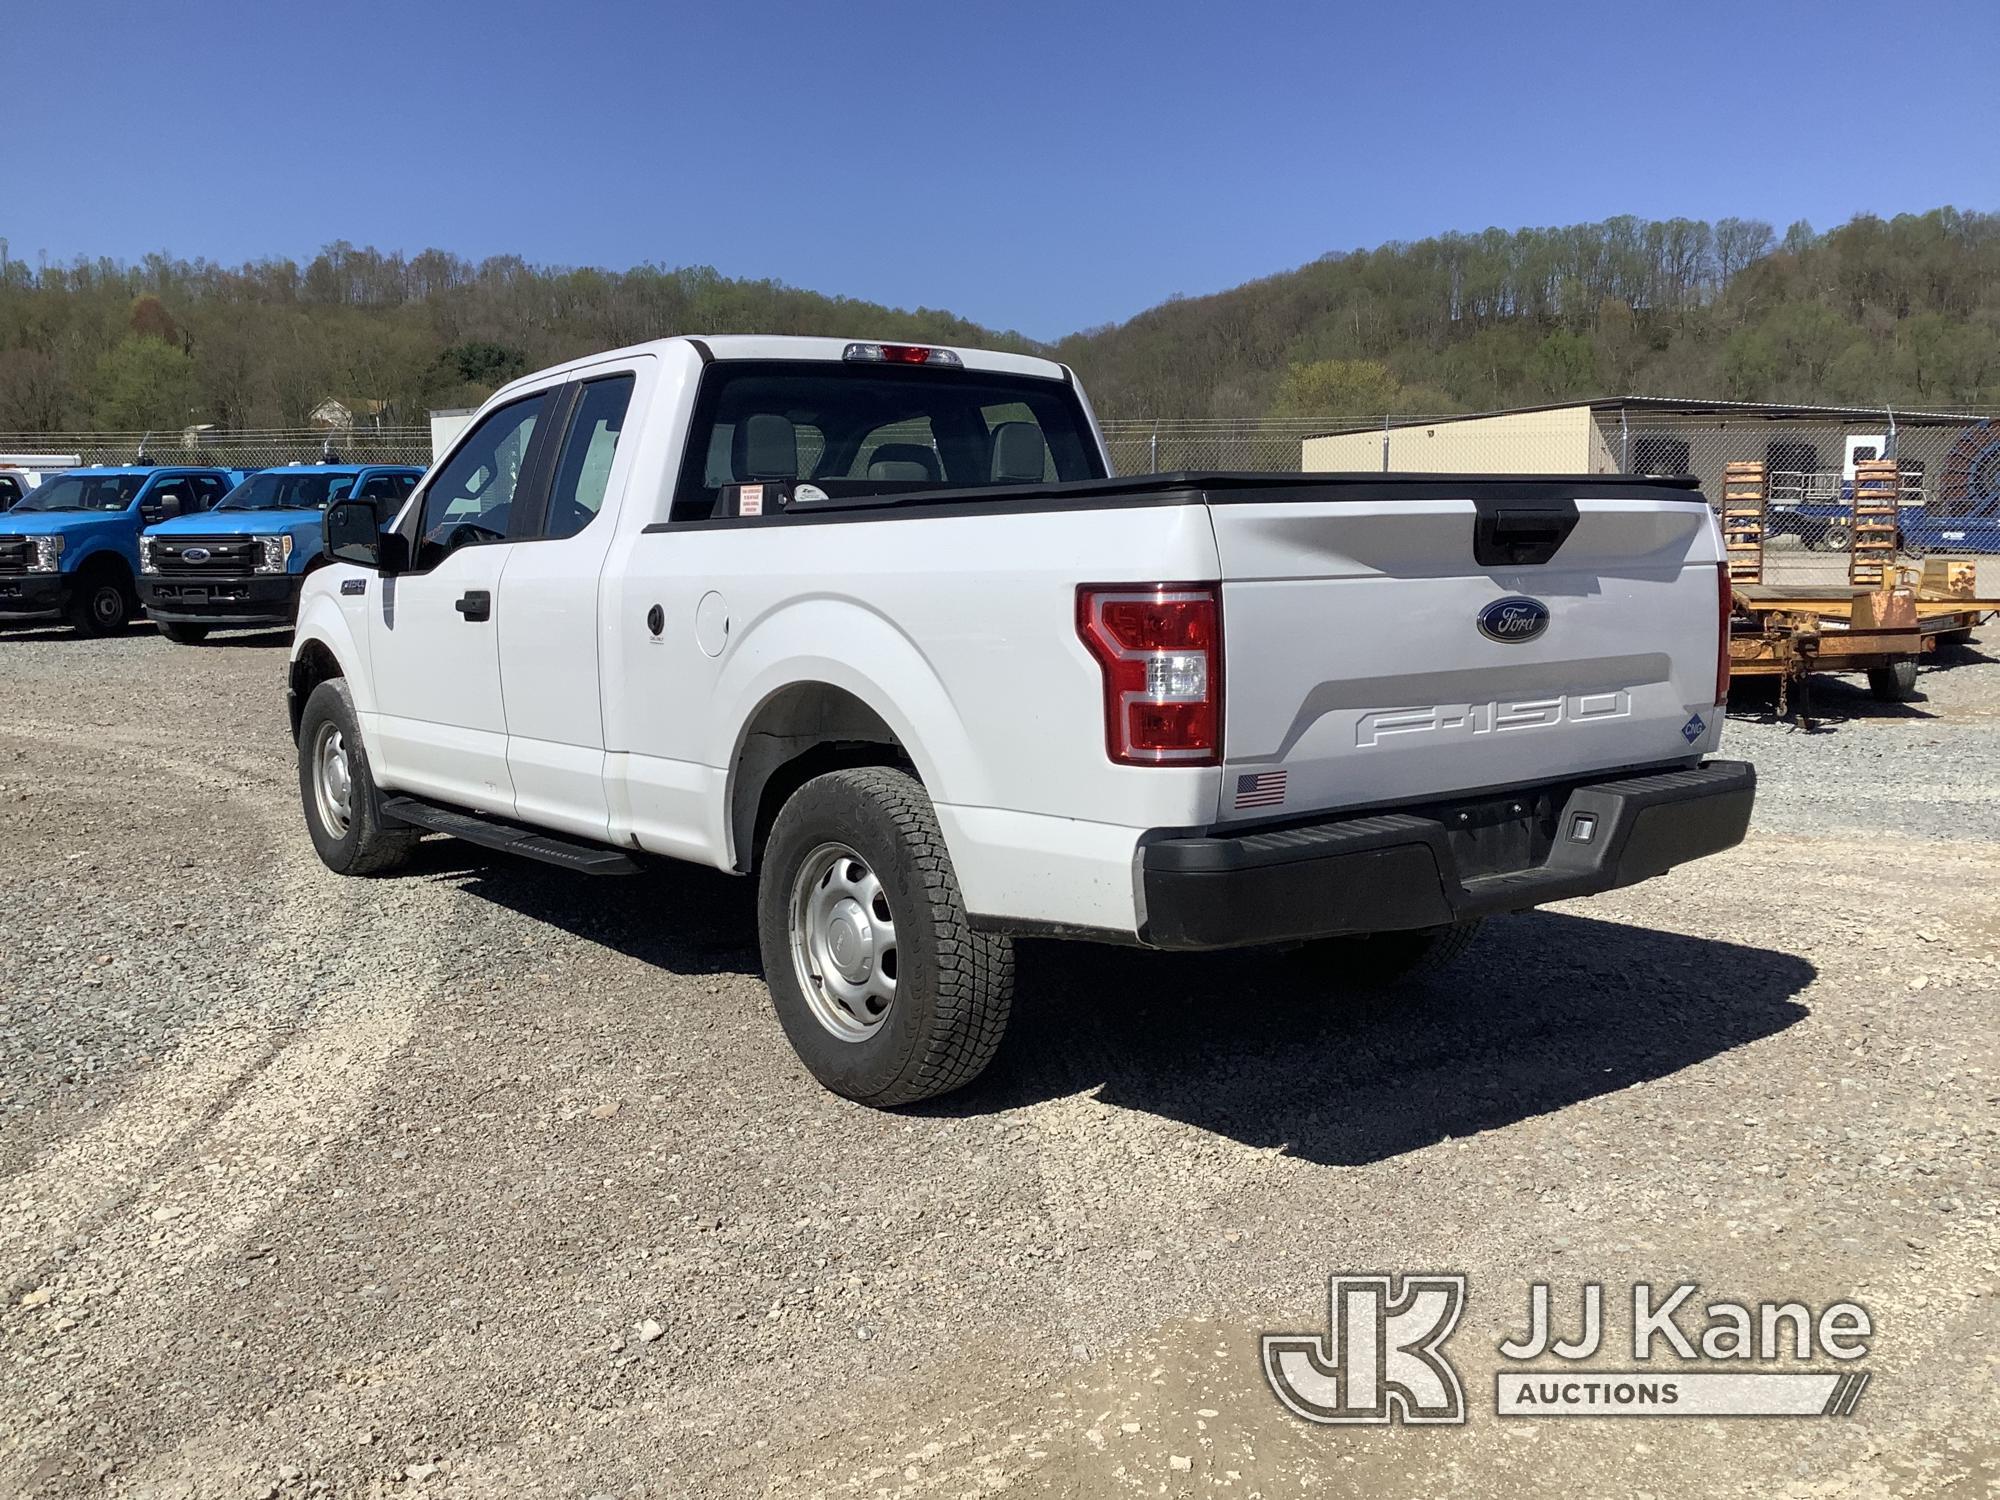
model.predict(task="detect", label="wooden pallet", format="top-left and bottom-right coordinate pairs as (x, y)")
top-left (1848, 458), bottom-right (1902, 587)
top-left (1722, 461), bottom-right (1767, 585)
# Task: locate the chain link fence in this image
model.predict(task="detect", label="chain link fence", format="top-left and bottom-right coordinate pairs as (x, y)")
top-left (1107, 407), bottom-right (2000, 587)
top-left (10, 409), bottom-right (2000, 590)
top-left (0, 428), bottom-right (435, 470)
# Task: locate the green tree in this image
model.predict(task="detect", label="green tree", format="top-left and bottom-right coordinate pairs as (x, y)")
top-left (1269, 359), bottom-right (1407, 418)
top-left (89, 337), bottom-right (199, 429)
top-left (1525, 330), bottom-right (1595, 397)
top-left (1720, 330), bottom-right (1778, 400)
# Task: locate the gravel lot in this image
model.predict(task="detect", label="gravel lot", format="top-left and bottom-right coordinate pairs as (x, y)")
top-left (2, 621), bottom-right (1995, 1499)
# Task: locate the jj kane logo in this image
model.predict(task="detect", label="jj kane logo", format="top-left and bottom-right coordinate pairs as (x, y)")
top-left (1262, 1274), bottom-right (1467, 1424)
top-left (1264, 1276), bottom-right (1873, 1426)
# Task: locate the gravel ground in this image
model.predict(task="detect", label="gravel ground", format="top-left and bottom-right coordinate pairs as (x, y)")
top-left (1, 621), bottom-right (1995, 1499)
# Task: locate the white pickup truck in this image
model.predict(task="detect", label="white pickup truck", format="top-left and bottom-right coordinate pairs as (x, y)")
top-left (289, 335), bottom-right (1753, 1106)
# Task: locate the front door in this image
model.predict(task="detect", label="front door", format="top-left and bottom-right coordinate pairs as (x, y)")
top-left (367, 390), bottom-right (553, 813)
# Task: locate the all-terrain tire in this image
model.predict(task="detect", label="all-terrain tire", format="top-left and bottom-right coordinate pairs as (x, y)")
top-left (296, 678), bottom-right (419, 876)
top-left (758, 765), bottom-right (1014, 1107)
top-left (1293, 918), bottom-right (1484, 988)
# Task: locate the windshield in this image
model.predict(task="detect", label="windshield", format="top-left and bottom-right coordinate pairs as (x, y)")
top-left (219, 472), bottom-right (357, 512)
top-left (669, 361), bottom-right (1105, 523)
top-left (12, 474), bottom-right (145, 512)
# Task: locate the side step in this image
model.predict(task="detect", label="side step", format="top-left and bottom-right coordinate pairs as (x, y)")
top-left (381, 796), bottom-right (643, 876)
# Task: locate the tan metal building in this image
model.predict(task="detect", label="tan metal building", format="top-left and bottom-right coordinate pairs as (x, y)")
top-left (1300, 397), bottom-right (1981, 502)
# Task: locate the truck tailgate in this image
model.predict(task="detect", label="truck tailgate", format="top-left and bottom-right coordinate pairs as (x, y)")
top-left (1211, 486), bottom-right (1723, 824)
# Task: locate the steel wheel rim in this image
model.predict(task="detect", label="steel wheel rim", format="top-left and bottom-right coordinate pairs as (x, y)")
top-left (789, 841), bottom-right (897, 1042)
top-left (313, 722), bottom-right (355, 838)
top-left (92, 586), bottom-right (121, 624)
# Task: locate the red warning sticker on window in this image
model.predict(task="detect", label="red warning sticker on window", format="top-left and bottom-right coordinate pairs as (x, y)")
top-left (739, 484), bottom-right (764, 516)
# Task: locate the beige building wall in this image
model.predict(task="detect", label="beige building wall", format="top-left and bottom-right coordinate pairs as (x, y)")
top-left (1301, 405), bottom-right (1598, 473)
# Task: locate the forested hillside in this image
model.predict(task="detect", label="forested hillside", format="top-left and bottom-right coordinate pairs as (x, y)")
top-left (1, 207), bottom-right (1994, 432)
top-left (0, 247), bottom-right (1034, 431)
top-left (1055, 208), bottom-right (2000, 419)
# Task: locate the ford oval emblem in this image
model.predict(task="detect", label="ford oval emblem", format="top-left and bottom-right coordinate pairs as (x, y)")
top-left (183, 546), bottom-right (212, 563)
top-left (1477, 596), bottom-right (1550, 644)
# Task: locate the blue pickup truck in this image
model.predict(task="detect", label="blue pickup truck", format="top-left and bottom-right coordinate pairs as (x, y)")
top-left (0, 466), bottom-right (241, 634)
top-left (139, 463), bottom-right (423, 642)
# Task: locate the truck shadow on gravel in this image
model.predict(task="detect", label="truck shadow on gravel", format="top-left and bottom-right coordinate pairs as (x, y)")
top-left (423, 843), bottom-right (763, 975)
top-left (948, 913), bottom-right (1816, 1165)
top-left (436, 843), bottom-right (1813, 1166)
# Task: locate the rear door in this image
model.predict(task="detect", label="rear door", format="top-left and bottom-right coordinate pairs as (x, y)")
top-left (1210, 481), bottom-right (1725, 824)
top-left (496, 365), bottom-right (645, 840)
top-left (366, 390), bottom-right (554, 813)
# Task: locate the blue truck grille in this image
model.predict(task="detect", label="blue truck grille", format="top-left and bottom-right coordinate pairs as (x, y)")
top-left (0, 538), bottom-right (28, 574)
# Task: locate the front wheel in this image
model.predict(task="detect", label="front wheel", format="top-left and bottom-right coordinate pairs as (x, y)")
top-left (1292, 919), bottom-right (1483, 989)
top-left (296, 678), bottom-right (418, 875)
top-left (1820, 524), bottom-right (1853, 553)
top-left (758, 766), bottom-right (1014, 1107)
top-left (159, 622), bottom-right (209, 645)
top-left (65, 573), bottom-right (132, 636)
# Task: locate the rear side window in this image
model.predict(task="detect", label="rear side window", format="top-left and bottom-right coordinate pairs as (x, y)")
top-left (542, 375), bottom-right (635, 540)
top-left (670, 361), bottom-right (1102, 522)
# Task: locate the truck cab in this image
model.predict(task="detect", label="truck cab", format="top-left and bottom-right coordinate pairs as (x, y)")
top-left (0, 466), bottom-right (240, 634)
top-left (139, 463), bottom-right (423, 643)
top-left (0, 468), bottom-right (40, 511)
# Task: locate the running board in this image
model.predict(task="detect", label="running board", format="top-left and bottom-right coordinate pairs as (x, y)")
top-left (381, 796), bottom-right (642, 876)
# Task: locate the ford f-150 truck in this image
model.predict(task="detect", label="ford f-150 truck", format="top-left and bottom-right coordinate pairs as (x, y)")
top-left (140, 463), bottom-right (423, 642)
top-left (289, 336), bottom-right (1753, 1106)
top-left (0, 465), bottom-right (241, 633)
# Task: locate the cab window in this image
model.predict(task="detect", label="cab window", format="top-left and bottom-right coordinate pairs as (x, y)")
top-left (415, 394), bottom-right (548, 566)
top-left (542, 376), bottom-right (634, 540)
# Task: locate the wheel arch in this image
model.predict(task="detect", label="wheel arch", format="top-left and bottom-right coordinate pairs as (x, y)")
top-left (72, 545), bottom-right (135, 590)
top-left (288, 590), bottom-right (369, 743)
top-left (728, 680), bottom-right (919, 874)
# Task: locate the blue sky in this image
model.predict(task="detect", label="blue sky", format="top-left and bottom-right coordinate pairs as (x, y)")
top-left (4, 0), bottom-right (1995, 341)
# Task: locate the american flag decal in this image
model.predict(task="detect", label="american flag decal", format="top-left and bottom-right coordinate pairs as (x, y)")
top-left (1234, 769), bottom-right (1288, 809)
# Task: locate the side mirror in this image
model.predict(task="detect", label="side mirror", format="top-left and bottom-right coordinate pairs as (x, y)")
top-left (139, 502), bottom-right (165, 526)
top-left (325, 498), bottom-right (388, 570)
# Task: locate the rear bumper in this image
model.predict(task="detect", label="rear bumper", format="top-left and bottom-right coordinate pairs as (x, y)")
top-left (1138, 759), bottom-right (1755, 950)
top-left (0, 574), bottom-right (66, 618)
top-left (140, 573), bottom-right (301, 626)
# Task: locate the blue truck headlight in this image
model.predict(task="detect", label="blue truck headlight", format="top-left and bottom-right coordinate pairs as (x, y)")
top-left (27, 535), bottom-right (63, 573)
top-left (139, 535), bottom-right (157, 574)
top-left (255, 534), bottom-right (293, 573)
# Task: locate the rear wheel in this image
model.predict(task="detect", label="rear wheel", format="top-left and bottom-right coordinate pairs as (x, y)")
top-left (758, 766), bottom-right (1013, 1107)
top-left (65, 569), bottom-right (133, 636)
top-left (1867, 659), bottom-right (1920, 702)
top-left (1820, 523), bottom-right (1853, 553)
top-left (296, 678), bottom-right (418, 875)
top-left (159, 622), bottom-right (209, 645)
top-left (1293, 919), bottom-right (1483, 989)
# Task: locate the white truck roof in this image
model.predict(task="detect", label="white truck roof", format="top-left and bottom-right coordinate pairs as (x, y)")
top-left (494, 334), bottom-right (1069, 397)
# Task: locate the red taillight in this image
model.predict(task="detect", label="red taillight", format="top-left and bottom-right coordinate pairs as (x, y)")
top-left (1716, 560), bottom-right (1734, 705)
top-left (1077, 584), bottom-right (1223, 765)
top-left (881, 344), bottom-right (932, 363)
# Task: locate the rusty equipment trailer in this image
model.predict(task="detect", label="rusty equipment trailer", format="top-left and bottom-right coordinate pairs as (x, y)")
top-left (1722, 462), bottom-right (1995, 718)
